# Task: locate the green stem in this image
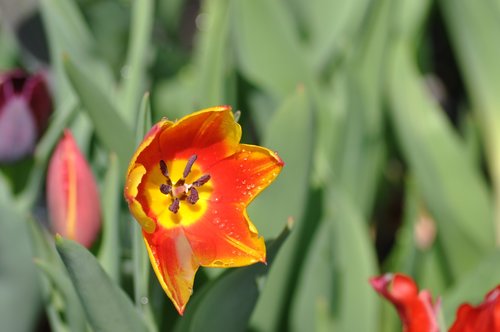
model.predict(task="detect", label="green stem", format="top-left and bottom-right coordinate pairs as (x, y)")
top-left (132, 221), bottom-right (156, 331)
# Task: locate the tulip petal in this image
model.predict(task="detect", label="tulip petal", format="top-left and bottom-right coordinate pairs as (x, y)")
top-left (125, 164), bottom-right (156, 233)
top-left (370, 273), bottom-right (439, 332)
top-left (47, 130), bottom-right (101, 247)
top-left (125, 120), bottom-right (172, 233)
top-left (126, 119), bottom-right (172, 176)
top-left (143, 228), bottom-right (199, 315)
top-left (206, 144), bottom-right (284, 204)
top-left (0, 97), bottom-right (36, 162)
top-left (450, 286), bottom-right (500, 332)
top-left (183, 202), bottom-right (266, 267)
top-left (25, 73), bottom-right (53, 137)
top-left (158, 106), bottom-right (241, 167)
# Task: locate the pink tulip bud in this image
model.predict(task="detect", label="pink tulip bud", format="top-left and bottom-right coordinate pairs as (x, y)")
top-left (0, 69), bottom-right (52, 162)
top-left (47, 130), bottom-right (101, 247)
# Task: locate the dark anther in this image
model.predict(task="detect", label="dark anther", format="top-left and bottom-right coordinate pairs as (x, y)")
top-left (187, 187), bottom-right (199, 204)
top-left (159, 154), bottom-right (211, 214)
top-left (192, 174), bottom-right (211, 187)
top-left (183, 154), bottom-right (198, 178)
top-left (169, 198), bottom-right (180, 213)
top-left (160, 184), bottom-right (171, 195)
top-left (159, 160), bottom-right (169, 177)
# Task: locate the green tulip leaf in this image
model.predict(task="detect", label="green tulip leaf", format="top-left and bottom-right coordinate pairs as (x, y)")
top-left (249, 87), bottom-right (314, 331)
top-left (230, 0), bottom-right (309, 99)
top-left (442, 249), bottom-right (500, 325)
top-left (290, 189), bottom-right (378, 332)
top-left (194, 0), bottom-right (234, 106)
top-left (0, 198), bottom-right (40, 332)
top-left (119, 0), bottom-right (154, 125)
top-left (387, 42), bottom-right (494, 278)
top-left (56, 237), bottom-right (148, 332)
top-left (63, 56), bottom-right (135, 171)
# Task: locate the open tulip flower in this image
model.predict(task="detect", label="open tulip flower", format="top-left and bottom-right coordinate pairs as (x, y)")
top-left (370, 273), bottom-right (440, 332)
top-left (124, 106), bottom-right (284, 314)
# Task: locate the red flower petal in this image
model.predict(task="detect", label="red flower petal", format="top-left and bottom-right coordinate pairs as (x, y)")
top-left (206, 144), bottom-right (284, 204)
top-left (370, 273), bottom-right (439, 332)
top-left (450, 285), bottom-right (500, 332)
top-left (157, 106), bottom-right (241, 167)
top-left (47, 130), bottom-right (101, 247)
top-left (143, 227), bottom-right (199, 315)
top-left (183, 201), bottom-right (266, 267)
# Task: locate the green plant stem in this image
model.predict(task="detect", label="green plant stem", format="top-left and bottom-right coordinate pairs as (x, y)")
top-left (131, 93), bottom-right (156, 331)
top-left (486, 130), bottom-right (500, 247)
top-left (97, 153), bottom-right (121, 282)
top-left (131, 221), bottom-right (156, 331)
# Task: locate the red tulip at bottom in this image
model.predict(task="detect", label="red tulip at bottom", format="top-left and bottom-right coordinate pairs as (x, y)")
top-left (370, 273), bottom-right (440, 332)
top-left (47, 130), bottom-right (101, 247)
top-left (371, 273), bottom-right (500, 332)
top-left (450, 285), bottom-right (500, 332)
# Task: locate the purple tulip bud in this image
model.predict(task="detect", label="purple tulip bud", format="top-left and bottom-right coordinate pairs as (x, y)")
top-left (0, 70), bottom-right (52, 163)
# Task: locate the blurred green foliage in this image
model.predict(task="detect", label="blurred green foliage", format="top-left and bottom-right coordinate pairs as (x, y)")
top-left (1, 0), bottom-right (500, 331)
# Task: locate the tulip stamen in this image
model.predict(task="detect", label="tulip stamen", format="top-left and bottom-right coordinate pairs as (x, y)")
top-left (160, 184), bottom-right (172, 195)
top-left (187, 187), bottom-right (199, 204)
top-left (183, 154), bottom-right (197, 178)
top-left (158, 157), bottom-right (211, 214)
top-left (160, 160), bottom-right (169, 178)
top-left (169, 198), bottom-right (180, 213)
top-left (192, 174), bottom-right (211, 187)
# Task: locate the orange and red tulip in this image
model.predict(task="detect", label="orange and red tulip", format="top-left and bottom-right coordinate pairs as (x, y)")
top-left (124, 106), bottom-right (284, 314)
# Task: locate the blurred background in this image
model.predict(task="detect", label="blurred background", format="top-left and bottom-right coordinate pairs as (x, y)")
top-left (1, 0), bottom-right (500, 331)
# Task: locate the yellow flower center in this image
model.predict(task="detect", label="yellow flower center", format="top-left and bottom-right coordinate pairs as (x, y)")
top-left (144, 154), bottom-right (212, 229)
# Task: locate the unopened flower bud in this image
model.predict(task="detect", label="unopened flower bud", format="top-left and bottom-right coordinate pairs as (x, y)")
top-left (47, 130), bottom-right (101, 247)
top-left (0, 70), bottom-right (52, 162)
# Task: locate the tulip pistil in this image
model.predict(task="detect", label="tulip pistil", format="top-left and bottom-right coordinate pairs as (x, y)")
top-left (158, 155), bottom-right (211, 213)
